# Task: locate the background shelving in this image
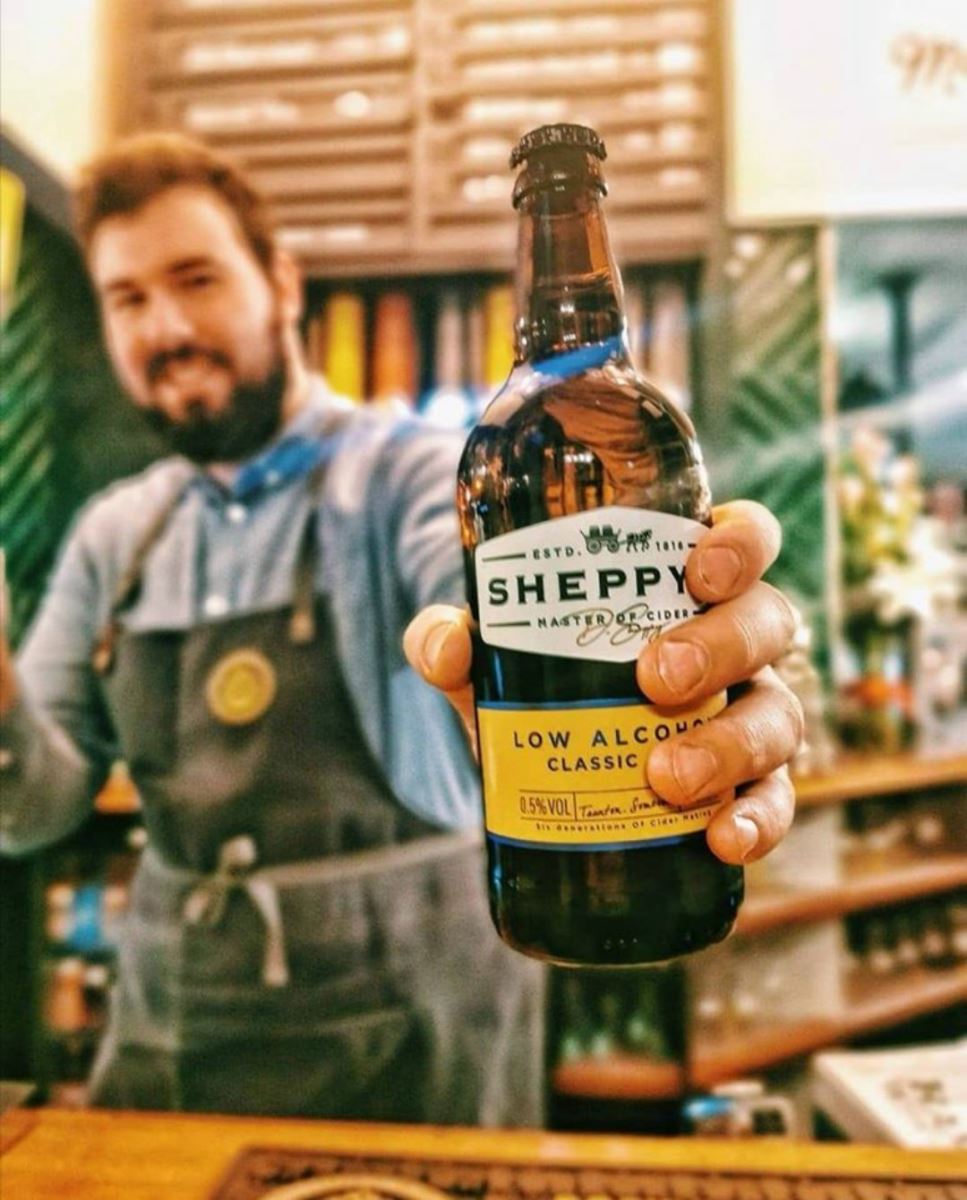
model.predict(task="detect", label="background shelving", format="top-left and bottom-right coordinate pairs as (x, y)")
top-left (116, 0), bottom-right (718, 276)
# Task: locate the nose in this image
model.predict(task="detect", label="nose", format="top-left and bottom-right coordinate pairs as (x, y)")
top-left (139, 290), bottom-right (196, 351)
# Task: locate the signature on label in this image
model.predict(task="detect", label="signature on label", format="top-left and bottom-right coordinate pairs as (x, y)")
top-left (568, 603), bottom-right (683, 647)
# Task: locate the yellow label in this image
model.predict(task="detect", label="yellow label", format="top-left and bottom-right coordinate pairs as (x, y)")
top-left (478, 693), bottom-right (726, 848)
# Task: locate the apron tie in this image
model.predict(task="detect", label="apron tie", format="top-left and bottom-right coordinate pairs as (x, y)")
top-left (182, 836), bottom-right (291, 988)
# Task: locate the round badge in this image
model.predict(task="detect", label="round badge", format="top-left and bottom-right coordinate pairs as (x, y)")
top-left (205, 648), bottom-right (277, 726)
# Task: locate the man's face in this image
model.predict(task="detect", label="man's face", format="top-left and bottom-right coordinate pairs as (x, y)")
top-left (89, 183), bottom-right (288, 463)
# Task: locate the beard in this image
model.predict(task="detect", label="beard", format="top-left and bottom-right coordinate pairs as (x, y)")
top-left (139, 338), bottom-right (288, 465)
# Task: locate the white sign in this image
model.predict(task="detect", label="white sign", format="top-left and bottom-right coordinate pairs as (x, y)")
top-left (728, 0), bottom-right (967, 221)
top-left (475, 508), bottom-right (705, 662)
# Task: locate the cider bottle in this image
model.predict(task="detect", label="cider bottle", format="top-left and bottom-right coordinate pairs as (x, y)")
top-left (457, 124), bottom-right (743, 965)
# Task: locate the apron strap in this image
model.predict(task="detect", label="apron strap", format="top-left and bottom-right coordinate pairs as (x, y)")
top-left (287, 405), bottom-right (357, 645)
top-left (93, 404), bottom-right (356, 671)
top-left (92, 484), bottom-right (188, 675)
top-left (288, 460), bottom-right (327, 646)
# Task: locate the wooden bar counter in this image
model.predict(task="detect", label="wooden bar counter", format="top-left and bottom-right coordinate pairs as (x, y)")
top-left (2, 1108), bottom-right (965, 1200)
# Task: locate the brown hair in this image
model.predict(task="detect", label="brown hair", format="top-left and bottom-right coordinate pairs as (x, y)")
top-left (74, 132), bottom-right (276, 271)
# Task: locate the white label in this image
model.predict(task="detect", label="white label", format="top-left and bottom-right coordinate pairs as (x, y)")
top-left (475, 507), bottom-right (706, 663)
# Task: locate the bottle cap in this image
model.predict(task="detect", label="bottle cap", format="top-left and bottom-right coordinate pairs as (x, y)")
top-left (510, 124), bottom-right (607, 168)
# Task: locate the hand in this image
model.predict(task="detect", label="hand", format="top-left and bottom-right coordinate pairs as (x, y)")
top-left (403, 501), bottom-right (803, 866)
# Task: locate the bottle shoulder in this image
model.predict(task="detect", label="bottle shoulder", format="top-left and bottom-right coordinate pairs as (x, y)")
top-left (473, 361), bottom-right (697, 442)
top-left (458, 359), bottom-right (711, 526)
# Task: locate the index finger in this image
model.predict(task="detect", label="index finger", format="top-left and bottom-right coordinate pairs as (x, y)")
top-left (687, 500), bottom-right (783, 604)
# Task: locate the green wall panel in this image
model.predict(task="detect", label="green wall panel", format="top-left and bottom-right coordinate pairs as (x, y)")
top-left (701, 229), bottom-right (827, 656)
top-left (1, 207), bottom-right (161, 647)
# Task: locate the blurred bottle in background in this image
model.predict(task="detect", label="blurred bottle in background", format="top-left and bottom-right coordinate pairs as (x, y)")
top-left (371, 291), bottom-right (418, 410)
top-left (482, 282), bottom-right (514, 392)
top-left (548, 963), bottom-right (688, 1135)
top-left (421, 291), bottom-right (475, 430)
top-left (322, 291), bottom-right (366, 403)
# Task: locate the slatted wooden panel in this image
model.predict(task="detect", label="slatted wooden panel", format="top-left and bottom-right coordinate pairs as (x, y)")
top-left (422, 0), bottom-right (713, 269)
top-left (123, 0), bottom-right (715, 275)
top-left (139, 0), bottom-right (418, 273)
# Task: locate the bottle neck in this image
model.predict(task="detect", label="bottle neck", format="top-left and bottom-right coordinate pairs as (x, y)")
top-left (513, 187), bottom-right (629, 366)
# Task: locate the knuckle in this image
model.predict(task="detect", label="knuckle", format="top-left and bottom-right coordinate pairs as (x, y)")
top-left (767, 584), bottom-right (800, 644)
top-left (733, 713), bottom-right (771, 779)
top-left (785, 689), bottom-right (806, 750)
top-left (731, 610), bottom-right (761, 677)
top-left (766, 676), bottom-right (806, 752)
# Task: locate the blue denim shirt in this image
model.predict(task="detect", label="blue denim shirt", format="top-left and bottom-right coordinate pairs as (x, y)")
top-left (0, 379), bottom-right (481, 852)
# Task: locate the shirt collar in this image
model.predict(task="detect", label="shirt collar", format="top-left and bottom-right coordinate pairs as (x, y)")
top-left (186, 377), bottom-right (352, 504)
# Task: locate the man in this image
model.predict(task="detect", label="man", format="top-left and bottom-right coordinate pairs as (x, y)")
top-left (0, 134), bottom-right (803, 1124)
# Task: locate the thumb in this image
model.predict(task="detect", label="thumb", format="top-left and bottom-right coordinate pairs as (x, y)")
top-left (403, 604), bottom-right (478, 752)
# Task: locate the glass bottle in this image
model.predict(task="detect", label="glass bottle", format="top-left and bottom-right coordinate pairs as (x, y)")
top-left (482, 283), bottom-right (515, 392)
top-left (457, 124), bottom-right (742, 965)
top-left (371, 291), bottom-right (417, 409)
top-left (322, 291), bottom-right (366, 403)
top-left (421, 291), bottom-right (474, 430)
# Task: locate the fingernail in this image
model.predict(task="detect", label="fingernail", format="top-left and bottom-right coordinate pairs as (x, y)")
top-left (698, 546), bottom-right (742, 594)
top-left (670, 745), bottom-right (718, 798)
top-left (657, 639), bottom-right (708, 693)
top-left (732, 816), bottom-right (759, 861)
top-left (422, 622), bottom-right (453, 673)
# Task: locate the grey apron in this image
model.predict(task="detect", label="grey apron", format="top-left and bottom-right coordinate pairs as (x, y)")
top-left (85, 464), bottom-right (545, 1125)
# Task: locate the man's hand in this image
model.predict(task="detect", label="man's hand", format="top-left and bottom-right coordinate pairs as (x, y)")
top-left (403, 501), bottom-right (804, 866)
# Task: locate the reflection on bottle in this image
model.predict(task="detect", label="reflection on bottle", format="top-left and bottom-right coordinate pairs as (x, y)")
top-left (624, 280), bottom-right (646, 367)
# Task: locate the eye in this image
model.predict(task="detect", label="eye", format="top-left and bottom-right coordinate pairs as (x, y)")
top-left (110, 291), bottom-right (145, 312)
top-left (182, 273), bottom-right (216, 291)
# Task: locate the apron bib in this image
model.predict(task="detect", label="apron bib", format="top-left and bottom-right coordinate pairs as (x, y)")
top-left (85, 463), bottom-right (544, 1125)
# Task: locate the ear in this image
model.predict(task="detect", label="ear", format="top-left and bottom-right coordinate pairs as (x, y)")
top-left (271, 248), bottom-right (304, 325)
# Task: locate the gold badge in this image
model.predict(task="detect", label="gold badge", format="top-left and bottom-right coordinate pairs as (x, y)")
top-left (206, 649), bottom-right (277, 726)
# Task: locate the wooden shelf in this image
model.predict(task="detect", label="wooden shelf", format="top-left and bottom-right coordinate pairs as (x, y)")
top-left (736, 854), bottom-right (967, 938)
top-left (693, 964), bottom-right (967, 1088)
top-left (552, 964), bottom-right (967, 1098)
top-left (793, 753), bottom-right (967, 808)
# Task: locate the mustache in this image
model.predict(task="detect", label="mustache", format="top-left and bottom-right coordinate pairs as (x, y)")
top-left (146, 345), bottom-right (233, 386)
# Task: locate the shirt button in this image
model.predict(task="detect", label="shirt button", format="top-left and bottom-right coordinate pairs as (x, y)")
top-left (264, 470), bottom-right (281, 487)
top-left (204, 595), bottom-right (229, 618)
top-left (226, 503), bottom-right (247, 525)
